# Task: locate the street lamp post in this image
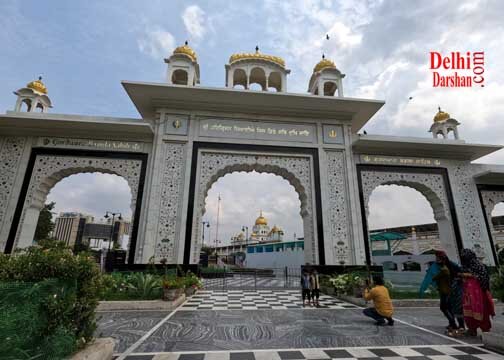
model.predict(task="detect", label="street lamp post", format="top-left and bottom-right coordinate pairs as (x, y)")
top-left (202, 221), bottom-right (210, 247)
top-left (104, 211), bottom-right (122, 251)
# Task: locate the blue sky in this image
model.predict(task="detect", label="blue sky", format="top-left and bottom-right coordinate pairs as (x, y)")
top-left (3, 0), bottom-right (504, 243)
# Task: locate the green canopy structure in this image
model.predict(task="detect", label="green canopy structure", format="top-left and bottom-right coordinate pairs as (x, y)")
top-left (370, 231), bottom-right (407, 256)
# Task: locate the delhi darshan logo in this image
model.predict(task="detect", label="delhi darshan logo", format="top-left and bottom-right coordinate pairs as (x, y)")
top-left (430, 51), bottom-right (484, 87)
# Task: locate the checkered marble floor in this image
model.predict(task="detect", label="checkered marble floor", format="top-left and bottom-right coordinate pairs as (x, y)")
top-left (119, 345), bottom-right (503, 359)
top-left (203, 277), bottom-right (293, 289)
top-left (180, 290), bottom-right (359, 310)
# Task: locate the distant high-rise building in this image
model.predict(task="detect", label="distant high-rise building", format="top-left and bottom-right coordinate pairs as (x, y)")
top-left (82, 218), bottom-right (131, 250)
top-left (53, 212), bottom-right (94, 247)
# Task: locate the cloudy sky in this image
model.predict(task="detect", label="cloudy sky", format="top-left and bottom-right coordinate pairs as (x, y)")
top-left (2, 1), bottom-right (504, 243)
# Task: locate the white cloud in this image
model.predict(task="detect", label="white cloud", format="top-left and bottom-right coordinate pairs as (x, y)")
top-left (368, 185), bottom-right (436, 230)
top-left (138, 27), bottom-right (175, 58)
top-left (46, 173), bottom-right (133, 221)
top-left (326, 22), bottom-right (362, 48)
top-left (182, 5), bottom-right (206, 41)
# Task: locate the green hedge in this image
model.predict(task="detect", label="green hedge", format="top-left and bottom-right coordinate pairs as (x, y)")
top-left (0, 240), bottom-right (101, 358)
top-left (0, 279), bottom-right (77, 359)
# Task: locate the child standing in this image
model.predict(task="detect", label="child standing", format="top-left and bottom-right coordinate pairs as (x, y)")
top-left (301, 271), bottom-right (312, 307)
top-left (310, 270), bottom-right (320, 307)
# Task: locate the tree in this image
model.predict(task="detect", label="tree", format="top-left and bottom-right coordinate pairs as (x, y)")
top-left (34, 202), bottom-right (56, 241)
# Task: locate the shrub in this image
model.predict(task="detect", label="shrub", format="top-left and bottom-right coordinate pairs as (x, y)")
top-left (99, 272), bottom-right (163, 300)
top-left (0, 240), bottom-right (101, 357)
top-left (183, 272), bottom-right (203, 290)
top-left (329, 272), bottom-right (366, 296)
top-left (162, 275), bottom-right (185, 289)
top-left (126, 272), bottom-right (162, 298)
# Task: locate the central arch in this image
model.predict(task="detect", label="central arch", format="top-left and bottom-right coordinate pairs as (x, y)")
top-left (187, 148), bottom-right (319, 265)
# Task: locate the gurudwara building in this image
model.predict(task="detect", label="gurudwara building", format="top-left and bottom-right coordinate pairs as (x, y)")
top-left (231, 211), bottom-right (284, 245)
top-left (1, 43), bottom-right (504, 267)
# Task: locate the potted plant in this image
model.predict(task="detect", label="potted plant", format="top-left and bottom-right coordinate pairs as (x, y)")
top-left (162, 276), bottom-right (184, 301)
top-left (183, 273), bottom-right (202, 297)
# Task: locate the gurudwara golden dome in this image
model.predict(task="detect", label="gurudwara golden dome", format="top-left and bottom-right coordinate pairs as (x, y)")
top-left (27, 77), bottom-right (47, 94)
top-left (314, 57), bottom-right (336, 72)
top-left (255, 211), bottom-right (268, 225)
top-left (271, 225), bottom-right (282, 233)
top-left (229, 47), bottom-right (285, 68)
top-left (173, 42), bottom-right (197, 62)
top-left (433, 107), bottom-right (450, 123)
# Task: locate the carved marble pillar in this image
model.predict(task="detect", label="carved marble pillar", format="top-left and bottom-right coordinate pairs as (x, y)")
top-left (447, 162), bottom-right (494, 264)
top-left (0, 137), bottom-right (27, 252)
top-left (324, 150), bottom-right (351, 265)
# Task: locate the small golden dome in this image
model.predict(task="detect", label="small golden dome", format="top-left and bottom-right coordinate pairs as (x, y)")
top-left (271, 225), bottom-right (280, 233)
top-left (314, 56), bottom-right (336, 73)
top-left (229, 47), bottom-right (285, 68)
top-left (27, 77), bottom-right (47, 94)
top-left (173, 41), bottom-right (197, 62)
top-left (433, 107), bottom-right (450, 123)
top-left (255, 211), bottom-right (268, 226)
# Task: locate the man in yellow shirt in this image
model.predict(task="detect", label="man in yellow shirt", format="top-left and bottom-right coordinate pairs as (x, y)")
top-left (363, 275), bottom-right (394, 326)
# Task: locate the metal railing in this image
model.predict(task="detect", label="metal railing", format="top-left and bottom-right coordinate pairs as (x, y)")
top-left (201, 267), bottom-right (301, 290)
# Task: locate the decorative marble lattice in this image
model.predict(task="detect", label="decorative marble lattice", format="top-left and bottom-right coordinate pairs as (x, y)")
top-left (447, 162), bottom-right (488, 252)
top-left (325, 151), bottom-right (350, 264)
top-left (360, 171), bottom-right (451, 222)
top-left (152, 143), bottom-right (186, 263)
top-left (14, 155), bottom-right (142, 249)
top-left (191, 151), bottom-right (317, 264)
top-left (0, 137), bottom-right (27, 249)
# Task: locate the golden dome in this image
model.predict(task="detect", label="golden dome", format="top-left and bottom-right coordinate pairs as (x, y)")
top-left (314, 56), bottom-right (336, 72)
top-left (433, 107), bottom-right (450, 123)
top-left (27, 77), bottom-right (47, 94)
top-left (255, 211), bottom-right (268, 226)
top-left (173, 41), bottom-right (197, 62)
top-left (271, 225), bottom-right (281, 233)
top-left (229, 47), bottom-right (285, 68)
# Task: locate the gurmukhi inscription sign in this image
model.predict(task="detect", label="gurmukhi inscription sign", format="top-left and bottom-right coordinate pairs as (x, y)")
top-left (361, 154), bottom-right (442, 166)
top-left (199, 118), bottom-right (316, 143)
top-left (38, 137), bottom-right (145, 152)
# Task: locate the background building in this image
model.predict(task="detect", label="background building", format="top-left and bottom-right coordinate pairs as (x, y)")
top-left (53, 212), bottom-right (131, 250)
top-left (53, 212), bottom-right (93, 247)
top-left (249, 211), bottom-right (284, 243)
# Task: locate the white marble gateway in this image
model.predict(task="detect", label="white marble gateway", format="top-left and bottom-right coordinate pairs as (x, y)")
top-left (1, 44), bottom-right (503, 266)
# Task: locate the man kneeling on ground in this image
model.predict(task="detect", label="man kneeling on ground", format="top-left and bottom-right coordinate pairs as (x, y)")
top-left (363, 275), bottom-right (394, 326)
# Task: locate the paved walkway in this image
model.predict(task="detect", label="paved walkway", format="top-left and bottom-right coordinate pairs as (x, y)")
top-left (95, 290), bottom-right (504, 360)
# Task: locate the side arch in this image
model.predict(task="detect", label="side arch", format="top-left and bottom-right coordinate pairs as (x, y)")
top-left (360, 169), bottom-right (459, 261)
top-left (13, 155), bottom-right (143, 257)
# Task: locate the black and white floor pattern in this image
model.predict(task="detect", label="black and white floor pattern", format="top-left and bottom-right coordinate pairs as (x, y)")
top-left (119, 345), bottom-right (502, 359)
top-left (203, 277), bottom-right (290, 289)
top-left (180, 290), bottom-right (359, 310)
